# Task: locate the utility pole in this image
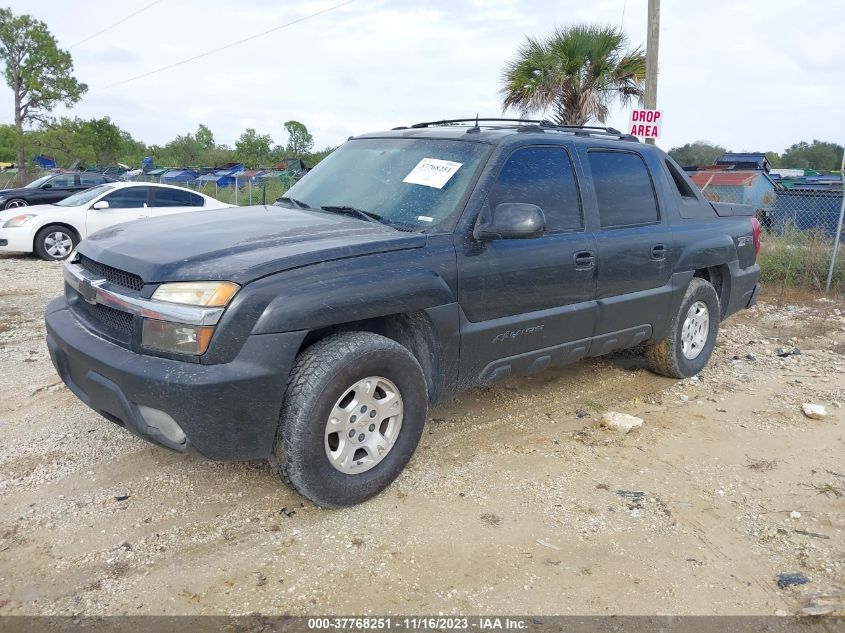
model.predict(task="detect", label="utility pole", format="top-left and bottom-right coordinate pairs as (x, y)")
top-left (644, 0), bottom-right (660, 145)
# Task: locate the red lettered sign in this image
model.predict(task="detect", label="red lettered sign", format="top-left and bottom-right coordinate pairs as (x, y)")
top-left (628, 109), bottom-right (663, 139)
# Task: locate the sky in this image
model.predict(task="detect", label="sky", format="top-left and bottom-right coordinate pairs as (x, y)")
top-left (2, 0), bottom-right (843, 155)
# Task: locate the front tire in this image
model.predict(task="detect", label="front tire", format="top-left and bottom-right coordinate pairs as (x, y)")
top-left (34, 225), bottom-right (78, 261)
top-left (270, 332), bottom-right (428, 507)
top-left (645, 277), bottom-right (720, 378)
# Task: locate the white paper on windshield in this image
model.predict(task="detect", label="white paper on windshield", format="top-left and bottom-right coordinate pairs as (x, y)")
top-left (403, 158), bottom-right (462, 189)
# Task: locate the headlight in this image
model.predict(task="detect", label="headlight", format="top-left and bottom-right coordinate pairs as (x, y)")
top-left (151, 281), bottom-right (240, 307)
top-left (3, 214), bottom-right (36, 228)
top-left (142, 319), bottom-right (215, 356)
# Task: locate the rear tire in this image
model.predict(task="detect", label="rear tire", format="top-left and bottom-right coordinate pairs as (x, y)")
top-left (645, 277), bottom-right (720, 378)
top-left (269, 332), bottom-right (428, 507)
top-left (4, 198), bottom-right (28, 209)
top-left (34, 225), bottom-right (78, 261)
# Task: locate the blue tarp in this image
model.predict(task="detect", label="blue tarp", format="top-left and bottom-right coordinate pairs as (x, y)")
top-left (197, 170), bottom-right (240, 187)
top-left (195, 163), bottom-right (245, 188)
top-left (34, 154), bottom-right (57, 169)
top-left (160, 169), bottom-right (198, 183)
top-left (142, 156), bottom-right (155, 170)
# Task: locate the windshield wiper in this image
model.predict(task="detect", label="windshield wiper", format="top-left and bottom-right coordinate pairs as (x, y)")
top-left (319, 205), bottom-right (383, 224)
top-left (276, 196), bottom-right (309, 209)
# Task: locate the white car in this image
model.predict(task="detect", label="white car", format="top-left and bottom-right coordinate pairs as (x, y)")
top-left (0, 182), bottom-right (232, 261)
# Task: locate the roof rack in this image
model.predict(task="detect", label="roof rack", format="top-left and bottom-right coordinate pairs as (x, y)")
top-left (392, 118), bottom-right (639, 142)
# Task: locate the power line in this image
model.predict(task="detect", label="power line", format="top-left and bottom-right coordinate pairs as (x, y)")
top-left (93, 0), bottom-right (356, 92)
top-left (70, 0), bottom-right (165, 49)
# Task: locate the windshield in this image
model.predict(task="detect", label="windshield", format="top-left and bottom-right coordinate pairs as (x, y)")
top-left (55, 184), bottom-right (113, 207)
top-left (277, 137), bottom-right (491, 230)
top-left (25, 175), bottom-right (53, 189)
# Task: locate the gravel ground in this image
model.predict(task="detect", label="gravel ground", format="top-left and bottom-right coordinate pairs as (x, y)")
top-left (0, 253), bottom-right (843, 616)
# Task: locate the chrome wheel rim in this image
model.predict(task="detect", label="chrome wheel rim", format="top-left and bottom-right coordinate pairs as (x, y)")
top-left (681, 301), bottom-right (709, 360)
top-left (6, 199), bottom-right (27, 208)
top-left (44, 231), bottom-right (73, 259)
top-left (324, 376), bottom-right (403, 475)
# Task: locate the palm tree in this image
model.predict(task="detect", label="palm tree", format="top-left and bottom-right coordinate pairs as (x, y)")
top-left (500, 24), bottom-right (646, 127)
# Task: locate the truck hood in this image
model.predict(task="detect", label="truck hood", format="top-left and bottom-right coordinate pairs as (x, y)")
top-left (77, 205), bottom-right (427, 284)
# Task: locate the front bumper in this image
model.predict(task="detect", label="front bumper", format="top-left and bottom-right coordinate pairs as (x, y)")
top-left (0, 227), bottom-right (33, 253)
top-left (46, 297), bottom-right (305, 461)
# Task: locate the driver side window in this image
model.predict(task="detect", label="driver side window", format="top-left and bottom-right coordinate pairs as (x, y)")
top-left (101, 187), bottom-right (151, 209)
top-left (487, 146), bottom-right (583, 232)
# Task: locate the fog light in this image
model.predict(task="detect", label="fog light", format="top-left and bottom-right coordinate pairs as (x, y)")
top-left (142, 319), bottom-right (215, 355)
top-left (137, 405), bottom-right (186, 445)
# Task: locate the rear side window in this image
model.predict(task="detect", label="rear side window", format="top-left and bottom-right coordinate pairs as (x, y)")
top-left (664, 159), bottom-right (696, 199)
top-left (588, 151), bottom-right (659, 228)
top-left (488, 146), bottom-right (582, 232)
top-left (153, 187), bottom-right (203, 207)
top-left (80, 174), bottom-right (106, 186)
top-left (102, 187), bottom-right (151, 209)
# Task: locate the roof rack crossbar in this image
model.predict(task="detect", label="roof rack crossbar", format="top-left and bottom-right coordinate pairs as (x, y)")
top-left (395, 118), bottom-right (638, 141)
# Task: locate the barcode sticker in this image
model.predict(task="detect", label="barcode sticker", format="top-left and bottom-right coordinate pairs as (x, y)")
top-left (403, 158), bottom-right (462, 189)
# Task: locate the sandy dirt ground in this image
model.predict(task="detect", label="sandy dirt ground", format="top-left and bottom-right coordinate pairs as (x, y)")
top-left (0, 253), bottom-right (843, 617)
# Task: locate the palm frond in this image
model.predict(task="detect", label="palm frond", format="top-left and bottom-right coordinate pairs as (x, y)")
top-left (500, 23), bottom-right (646, 125)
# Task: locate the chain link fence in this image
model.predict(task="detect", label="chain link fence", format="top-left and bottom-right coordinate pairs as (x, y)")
top-left (694, 171), bottom-right (845, 292)
top-left (124, 171), bottom-right (294, 207)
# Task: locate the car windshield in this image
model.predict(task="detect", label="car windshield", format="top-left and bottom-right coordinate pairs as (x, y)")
top-left (55, 184), bottom-right (113, 207)
top-left (275, 137), bottom-right (492, 230)
top-left (25, 175), bottom-right (54, 189)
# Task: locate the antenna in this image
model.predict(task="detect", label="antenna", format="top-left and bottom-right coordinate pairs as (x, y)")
top-left (465, 113), bottom-right (481, 134)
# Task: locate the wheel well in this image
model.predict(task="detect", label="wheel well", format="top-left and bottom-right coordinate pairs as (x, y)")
top-left (693, 266), bottom-right (730, 317)
top-left (297, 312), bottom-right (442, 403)
top-left (33, 223), bottom-right (80, 250)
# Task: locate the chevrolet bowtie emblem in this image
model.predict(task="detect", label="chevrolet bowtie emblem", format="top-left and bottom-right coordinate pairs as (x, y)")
top-left (79, 278), bottom-right (98, 305)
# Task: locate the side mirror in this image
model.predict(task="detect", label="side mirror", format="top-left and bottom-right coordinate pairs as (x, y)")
top-left (42, 183), bottom-right (53, 190)
top-left (92, 200), bottom-right (110, 210)
top-left (475, 203), bottom-right (546, 240)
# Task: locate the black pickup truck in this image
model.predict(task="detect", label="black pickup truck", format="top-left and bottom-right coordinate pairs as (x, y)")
top-left (45, 119), bottom-right (761, 507)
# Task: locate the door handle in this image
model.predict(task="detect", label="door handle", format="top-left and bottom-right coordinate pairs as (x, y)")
top-left (573, 250), bottom-right (595, 269)
top-left (651, 243), bottom-right (667, 260)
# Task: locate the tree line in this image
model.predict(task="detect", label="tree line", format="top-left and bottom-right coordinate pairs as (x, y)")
top-left (668, 140), bottom-right (844, 172)
top-left (0, 117), bottom-right (334, 171)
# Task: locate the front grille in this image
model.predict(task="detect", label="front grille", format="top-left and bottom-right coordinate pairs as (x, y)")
top-left (76, 300), bottom-right (134, 340)
top-left (78, 255), bottom-right (144, 292)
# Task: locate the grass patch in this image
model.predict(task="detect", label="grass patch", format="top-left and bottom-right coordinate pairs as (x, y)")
top-left (800, 481), bottom-right (845, 498)
top-left (745, 455), bottom-right (779, 471)
top-left (758, 226), bottom-right (845, 292)
top-left (188, 179), bottom-right (291, 206)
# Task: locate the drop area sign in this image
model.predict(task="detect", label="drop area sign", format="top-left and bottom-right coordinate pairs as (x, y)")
top-left (629, 109), bottom-right (662, 139)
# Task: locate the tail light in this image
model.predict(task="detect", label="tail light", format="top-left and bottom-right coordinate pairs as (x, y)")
top-left (750, 217), bottom-right (761, 256)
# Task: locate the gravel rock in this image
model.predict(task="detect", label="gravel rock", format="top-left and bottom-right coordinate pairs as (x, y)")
top-left (600, 411), bottom-right (644, 434)
top-left (801, 403), bottom-right (827, 420)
